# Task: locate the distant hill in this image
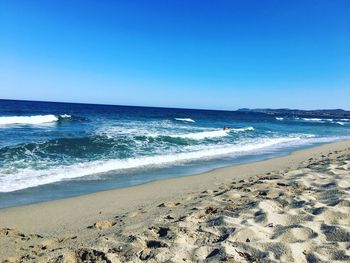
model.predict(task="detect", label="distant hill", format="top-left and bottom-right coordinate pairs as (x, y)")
top-left (237, 108), bottom-right (350, 117)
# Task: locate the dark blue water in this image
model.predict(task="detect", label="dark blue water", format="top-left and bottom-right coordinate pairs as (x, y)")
top-left (1, 99), bottom-right (349, 208)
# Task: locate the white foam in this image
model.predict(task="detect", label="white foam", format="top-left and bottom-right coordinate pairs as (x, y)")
top-left (0, 135), bottom-right (311, 192)
top-left (293, 117), bottom-right (349, 125)
top-left (296, 117), bottom-right (350, 126)
top-left (60, 114), bottom-right (71, 118)
top-left (276, 117), bottom-right (284, 121)
top-left (168, 127), bottom-right (253, 140)
top-left (300, 118), bottom-right (333, 122)
top-left (170, 130), bottom-right (229, 140)
top-left (174, 118), bottom-right (195, 123)
top-left (0, 115), bottom-right (58, 125)
top-left (0, 114), bottom-right (70, 126)
top-left (302, 118), bottom-right (322, 121)
top-left (336, 122), bottom-right (346, 126)
top-left (231, 126), bottom-right (255, 132)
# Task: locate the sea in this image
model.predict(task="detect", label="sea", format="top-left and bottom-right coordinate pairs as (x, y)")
top-left (1, 99), bottom-right (350, 208)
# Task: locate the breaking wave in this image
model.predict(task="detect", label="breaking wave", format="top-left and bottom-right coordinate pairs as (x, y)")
top-left (174, 118), bottom-right (195, 123)
top-left (294, 117), bottom-right (349, 125)
top-left (0, 114), bottom-right (71, 126)
top-left (0, 135), bottom-right (319, 192)
top-left (167, 127), bottom-right (254, 140)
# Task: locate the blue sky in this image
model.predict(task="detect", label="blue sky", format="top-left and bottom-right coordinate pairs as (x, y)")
top-left (0, 0), bottom-right (349, 110)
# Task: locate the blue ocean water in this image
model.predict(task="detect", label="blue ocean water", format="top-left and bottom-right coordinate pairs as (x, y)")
top-left (1, 99), bottom-right (350, 208)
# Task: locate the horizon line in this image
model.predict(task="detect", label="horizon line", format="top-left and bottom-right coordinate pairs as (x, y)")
top-left (0, 98), bottom-right (348, 112)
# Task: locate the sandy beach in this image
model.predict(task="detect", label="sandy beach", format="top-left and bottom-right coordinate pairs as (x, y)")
top-left (2, 0), bottom-right (350, 261)
top-left (1, 140), bottom-right (350, 262)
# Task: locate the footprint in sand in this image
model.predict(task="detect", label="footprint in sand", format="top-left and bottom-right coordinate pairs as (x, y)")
top-left (321, 224), bottom-right (350, 242)
top-left (158, 201), bottom-right (180, 208)
top-left (92, 219), bottom-right (116, 230)
top-left (128, 209), bottom-right (147, 218)
top-left (271, 225), bottom-right (318, 242)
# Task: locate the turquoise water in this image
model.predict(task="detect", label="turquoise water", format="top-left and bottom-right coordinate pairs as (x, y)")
top-left (0, 99), bottom-right (350, 208)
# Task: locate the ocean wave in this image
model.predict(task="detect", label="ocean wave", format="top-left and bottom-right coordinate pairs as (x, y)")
top-left (231, 126), bottom-right (255, 132)
top-left (59, 114), bottom-right (71, 119)
top-left (336, 119), bottom-right (350, 125)
top-left (0, 135), bottom-right (318, 192)
top-left (300, 118), bottom-right (333, 122)
top-left (169, 130), bottom-right (229, 140)
top-left (336, 122), bottom-right (347, 126)
top-left (294, 117), bottom-right (349, 125)
top-left (174, 118), bottom-right (195, 123)
top-left (167, 127), bottom-right (253, 140)
top-left (276, 117), bottom-right (284, 121)
top-left (0, 114), bottom-right (71, 126)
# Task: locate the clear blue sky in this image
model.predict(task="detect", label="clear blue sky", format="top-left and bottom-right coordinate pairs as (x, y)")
top-left (1, 0), bottom-right (349, 110)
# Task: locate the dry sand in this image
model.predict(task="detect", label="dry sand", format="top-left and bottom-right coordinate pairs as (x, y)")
top-left (1, 140), bottom-right (350, 262)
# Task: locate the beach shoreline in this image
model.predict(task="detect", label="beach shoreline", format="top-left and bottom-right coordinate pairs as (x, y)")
top-left (1, 139), bottom-right (350, 262)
